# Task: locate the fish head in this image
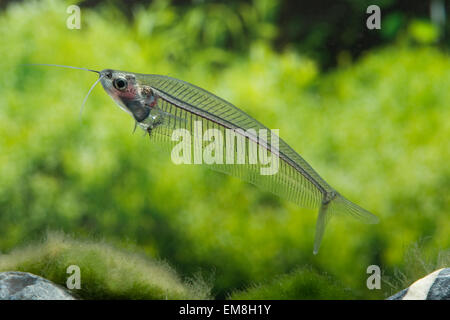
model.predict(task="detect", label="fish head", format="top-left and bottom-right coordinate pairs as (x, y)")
top-left (99, 69), bottom-right (155, 122)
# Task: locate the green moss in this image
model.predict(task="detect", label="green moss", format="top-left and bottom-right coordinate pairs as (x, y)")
top-left (0, 232), bottom-right (212, 300)
top-left (229, 267), bottom-right (360, 300)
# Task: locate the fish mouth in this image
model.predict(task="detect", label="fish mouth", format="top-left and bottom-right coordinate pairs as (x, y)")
top-left (100, 69), bottom-right (113, 79)
top-left (99, 70), bottom-right (114, 91)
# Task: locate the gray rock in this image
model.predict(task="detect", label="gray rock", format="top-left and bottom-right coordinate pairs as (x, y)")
top-left (0, 271), bottom-right (76, 300)
top-left (388, 268), bottom-right (450, 300)
top-left (427, 268), bottom-right (450, 300)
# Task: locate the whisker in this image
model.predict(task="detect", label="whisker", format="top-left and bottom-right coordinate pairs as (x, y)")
top-left (79, 75), bottom-right (103, 121)
top-left (26, 63), bottom-right (100, 74)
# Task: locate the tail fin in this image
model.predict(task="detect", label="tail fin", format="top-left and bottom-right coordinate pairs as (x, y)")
top-left (313, 199), bottom-right (332, 255)
top-left (313, 192), bottom-right (379, 255)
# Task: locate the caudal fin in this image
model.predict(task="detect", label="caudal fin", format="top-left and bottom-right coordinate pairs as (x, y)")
top-left (313, 200), bottom-right (332, 255)
top-left (313, 193), bottom-right (379, 255)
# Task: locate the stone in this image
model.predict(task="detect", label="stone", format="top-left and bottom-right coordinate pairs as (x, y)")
top-left (0, 271), bottom-right (76, 300)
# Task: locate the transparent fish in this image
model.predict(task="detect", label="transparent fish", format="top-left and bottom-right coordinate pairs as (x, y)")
top-left (31, 64), bottom-right (380, 254)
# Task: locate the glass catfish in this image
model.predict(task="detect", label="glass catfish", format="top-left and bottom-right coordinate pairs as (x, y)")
top-left (32, 64), bottom-right (380, 254)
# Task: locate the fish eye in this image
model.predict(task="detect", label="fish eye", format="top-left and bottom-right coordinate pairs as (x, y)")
top-left (113, 77), bottom-right (128, 90)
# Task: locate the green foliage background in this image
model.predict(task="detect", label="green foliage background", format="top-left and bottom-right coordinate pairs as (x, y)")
top-left (0, 0), bottom-right (448, 299)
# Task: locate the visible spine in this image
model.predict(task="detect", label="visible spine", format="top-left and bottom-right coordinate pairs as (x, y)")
top-left (153, 88), bottom-right (328, 196)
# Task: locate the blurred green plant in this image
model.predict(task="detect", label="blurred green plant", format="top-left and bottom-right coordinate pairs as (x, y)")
top-left (0, 0), bottom-right (448, 299)
top-left (408, 20), bottom-right (440, 45)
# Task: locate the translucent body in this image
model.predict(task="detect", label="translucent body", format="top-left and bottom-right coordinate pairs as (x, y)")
top-left (100, 69), bottom-right (380, 254)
